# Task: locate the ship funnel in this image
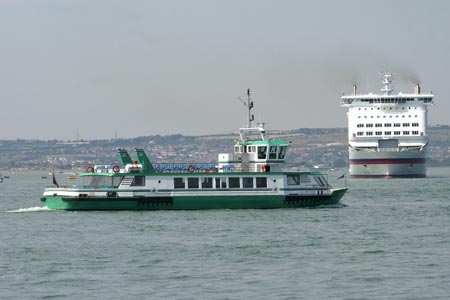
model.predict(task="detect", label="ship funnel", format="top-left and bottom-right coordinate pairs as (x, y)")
top-left (415, 83), bottom-right (421, 94)
top-left (352, 85), bottom-right (357, 96)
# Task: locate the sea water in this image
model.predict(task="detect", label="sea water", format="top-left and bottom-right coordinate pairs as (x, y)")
top-left (1, 168), bottom-right (449, 300)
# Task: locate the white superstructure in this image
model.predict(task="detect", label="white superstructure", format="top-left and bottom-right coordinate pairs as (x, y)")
top-left (341, 73), bottom-right (434, 178)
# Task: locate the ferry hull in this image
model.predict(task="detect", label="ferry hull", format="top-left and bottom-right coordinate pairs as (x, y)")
top-left (41, 188), bottom-right (347, 210)
top-left (349, 148), bottom-right (426, 178)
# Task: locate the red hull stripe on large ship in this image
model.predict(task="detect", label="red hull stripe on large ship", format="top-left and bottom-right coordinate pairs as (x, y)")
top-left (349, 158), bottom-right (426, 165)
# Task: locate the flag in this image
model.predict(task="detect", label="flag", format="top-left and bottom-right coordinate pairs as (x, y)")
top-left (337, 174), bottom-right (345, 180)
top-left (52, 172), bottom-right (59, 188)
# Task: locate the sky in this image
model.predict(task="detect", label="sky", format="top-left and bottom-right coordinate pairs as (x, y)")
top-left (1, 0), bottom-right (449, 140)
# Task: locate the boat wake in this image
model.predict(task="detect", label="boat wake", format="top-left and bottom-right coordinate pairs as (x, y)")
top-left (7, 206), bottom-right (53, 213)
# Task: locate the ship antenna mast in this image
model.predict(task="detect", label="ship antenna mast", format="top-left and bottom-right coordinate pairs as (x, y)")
top-left (238, 88), bottom-right (255, 128)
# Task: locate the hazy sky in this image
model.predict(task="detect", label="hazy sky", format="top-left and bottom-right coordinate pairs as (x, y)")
top-left (1, 0), bottom-right (449, 140)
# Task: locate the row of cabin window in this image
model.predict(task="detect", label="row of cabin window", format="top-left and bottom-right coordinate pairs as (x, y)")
top-left (355, 98), bottom-right (432, 103)
top-left (174, 177), bottom-right (268, 189)
top-left (357, 115), bottom-right (419, 119)
top-left (235, 145), bottom-right (288, 160)
top-left (356, 131), bottom-right (420, 136)
top-left (357, 123), bottom-right (419, 128)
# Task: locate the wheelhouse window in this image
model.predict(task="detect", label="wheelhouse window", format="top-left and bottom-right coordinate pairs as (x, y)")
top-left (278, 146), bottom-right (287, 159)
top-left (256, 177), bottom-right (267, 188)
top-left (201, 177), bottom-right (213, 189)
top-left (269, 146), bottom-right (277, 159)
top-left (258, 146), bottom-right (267, 159)
top-left (174, 177), bottom-right (185, 189)
top-left (188, 178), bottom-right (199, 189)
top-left (229, 177), bottom-right (240, 188)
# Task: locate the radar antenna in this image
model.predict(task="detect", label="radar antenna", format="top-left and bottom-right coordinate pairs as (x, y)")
top-left (381, 72), bottom-right (394, 95)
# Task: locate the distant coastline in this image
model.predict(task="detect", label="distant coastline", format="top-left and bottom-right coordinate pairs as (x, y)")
top-left (1, 126), bottom-right (449, 171)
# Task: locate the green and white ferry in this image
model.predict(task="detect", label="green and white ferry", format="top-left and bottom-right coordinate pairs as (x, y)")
top-left (41, 90), bottom-right (347, 210)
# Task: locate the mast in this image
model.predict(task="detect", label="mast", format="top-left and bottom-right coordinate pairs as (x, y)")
top-left (246, 88), bottom-right (254, 128)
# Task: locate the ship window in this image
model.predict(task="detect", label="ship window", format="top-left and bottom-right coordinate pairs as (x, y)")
top-left (366, 123), bottom-right (373, 127)
top-left (234, 146), bottom-right (239, 153)
top-left (375, 123), bottom-right (382, 127)
top-left (112, 176), bottom-right (124, 187)
top-left (229, 177), bottom-right (240, 188)
top-left (412, 131), bottom-right (419, 135)
top-left (131, 176), bottom-right (145, 186)
top-left (394, 131), bottom-right (400, 135)
top-left (394, 123), bottom-right (400, 127)
top-left (314, 176), bottom-right (326, 187)
top-left (187, 178), bottom-right (199, 188)
top-left (366, 132), bottom-right (373, 136)
top-left (258, 146), bottom-right (267, 159)
top-left (269, 146), bottom-right (278, 159)
top-left (287, 175), bottom-right (300, 185)
top-left (357, 132), bottom-right (364, 136)
top-left (384, 123), bottom-right (391, 127)
top-left (357, 123), bottom-right (364, 128)
top-left (403, 131), bottom-right (410, 135)
top-left (215, 177), bottom-right (226, 189)
top-left (201, 177), bottom-right (213, 189)
top-left (412, 123), bottom-right (419, 127)
top-left (174, 177), bottom-right (185, 189)
top-left (256, 177), bottom-right (267, 188)
top-left (278, 146), bottom-right (287, 159)
top-left (376, 131), bottom-right (382, 136)
top-left (385, 131), bottom-right (391, 135)
top-left (403, 123), bottom-right (410, 127)
top-left (243, 177), bottom-right (253, 188)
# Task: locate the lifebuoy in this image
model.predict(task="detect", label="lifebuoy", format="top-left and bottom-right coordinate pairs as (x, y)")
top-left (112, 165), bottom-right (120, 173)
top-left (86, 166), bottom-right (94, 172)
top-left (188, 165), bottom-right (195, 173)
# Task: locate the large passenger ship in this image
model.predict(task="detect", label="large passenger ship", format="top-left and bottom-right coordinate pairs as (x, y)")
top-left (341, 73), bottom-right (434, 178)
top-left (40, 90), bottom-right (347, 210)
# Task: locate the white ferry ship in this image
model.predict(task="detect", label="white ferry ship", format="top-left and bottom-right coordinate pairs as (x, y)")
top-left (341, 73), bottom-right (434, 178)
top-left (40, 90), bottom-right (347, 210)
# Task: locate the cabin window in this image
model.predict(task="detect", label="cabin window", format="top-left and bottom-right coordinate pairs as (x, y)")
top-left (215, 177), bottom-right (226, 189)
top-left (314, 176), bottom-right (326, 187)
top-left (243, 177), bottom-right (253, 188)
top-left (131, 176), bottom-right (145, 186)
top-left (269, 146), bottom-right (277, 159)
top-left (201, 177), bottom-right (213, 189)
top-left (174, 177), bottom-right (185, 189)
top-left (258, 146), bottom-right (267, 159)
top-left (188, 178), bottom-right (199, 189)
top-left (287, 175), bottom-right (300, 185)
top-left (278, 146), bottom-right (287, 159)
top-left (234, 146), bottom-right (240, 153)
top-left (403, 123), bottom-right (410, 127)
top-left (403, 131), bottom-right (410, 135)
top-left (256, 177), bottom-right (267, 188)
top-left (229, 177), bottom-right (240, 188)
top-left (394, 123), bottom-right (401, 127)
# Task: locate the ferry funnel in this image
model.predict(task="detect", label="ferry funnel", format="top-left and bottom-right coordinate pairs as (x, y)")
top-left (415, 83), bottom-right (421, 94)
